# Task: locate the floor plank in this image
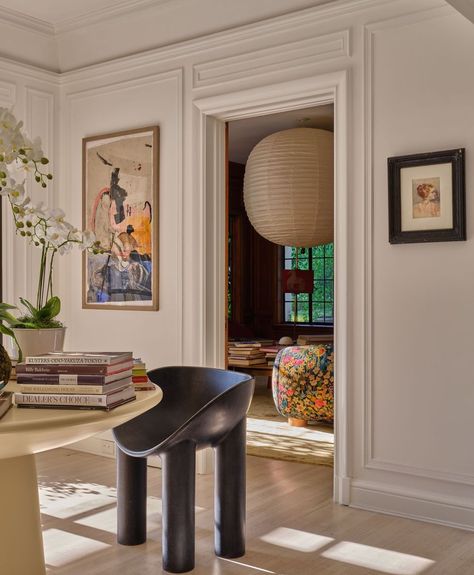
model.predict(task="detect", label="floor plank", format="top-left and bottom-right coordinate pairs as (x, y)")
top-left (36, 448), bottom-right (474, 574)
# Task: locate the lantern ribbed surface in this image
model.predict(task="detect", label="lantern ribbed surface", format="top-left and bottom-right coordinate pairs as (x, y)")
top-left (243, 127), bottom-right (333, 247)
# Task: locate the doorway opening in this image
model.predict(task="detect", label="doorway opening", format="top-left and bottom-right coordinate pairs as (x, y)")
top-left (226, 105), bottom-right (335, 468)
top-left (194, 70), bottom-right (349, 502)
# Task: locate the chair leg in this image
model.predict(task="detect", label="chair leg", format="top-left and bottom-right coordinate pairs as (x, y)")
top-left (214, 417), bottom-right (246, 558)
top-left (161, 441), bottom-right (196, 573)
top-left (116, 447), bottom-right (147, 545)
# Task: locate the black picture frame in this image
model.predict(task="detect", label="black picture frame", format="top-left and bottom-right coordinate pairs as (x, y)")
top-left (388, 148), bottom-right (465, 244)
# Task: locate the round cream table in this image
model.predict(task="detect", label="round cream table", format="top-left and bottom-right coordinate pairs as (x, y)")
top-left (0, 381), bottom-right (163, 575)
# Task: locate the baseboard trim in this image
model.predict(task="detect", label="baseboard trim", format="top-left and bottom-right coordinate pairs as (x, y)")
top-left (351, 480), bottom-right (474, 532)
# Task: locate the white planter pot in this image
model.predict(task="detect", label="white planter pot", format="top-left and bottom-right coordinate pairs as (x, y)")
top-left (12, 327), bottom-right (66, 359)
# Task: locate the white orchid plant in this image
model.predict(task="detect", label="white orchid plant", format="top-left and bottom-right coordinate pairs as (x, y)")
top-left (0, 107), bottom-right (100, 358)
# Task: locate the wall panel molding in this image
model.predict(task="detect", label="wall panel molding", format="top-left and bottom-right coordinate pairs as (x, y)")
top-left (24, 87), bottom-right (55, 306)
top-left (362, 2), bottom-right (471, 485)
top-left (193, 29), bottom-right (350, 89)
top-left (0, 80), bottom-right (16, 105)
top-left (61, 68), bottom-right (184, 362)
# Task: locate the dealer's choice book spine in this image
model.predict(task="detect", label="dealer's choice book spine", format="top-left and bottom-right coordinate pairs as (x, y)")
top-left (14, 384), bottom-right (136, 410)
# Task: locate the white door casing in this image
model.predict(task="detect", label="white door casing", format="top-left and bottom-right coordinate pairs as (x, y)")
top-left (193, 70), bottom-right (350, 502)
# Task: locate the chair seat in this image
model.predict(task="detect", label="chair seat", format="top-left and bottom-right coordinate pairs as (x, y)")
top-left (113, 366), bottom-right (254, 573)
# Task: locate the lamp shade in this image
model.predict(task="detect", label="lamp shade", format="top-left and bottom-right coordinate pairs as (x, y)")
top-left (243, 127), bottom-right (333, 247)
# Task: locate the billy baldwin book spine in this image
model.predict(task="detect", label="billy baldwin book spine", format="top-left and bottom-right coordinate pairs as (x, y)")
top-left (15, 361), bottom-right (133, 376)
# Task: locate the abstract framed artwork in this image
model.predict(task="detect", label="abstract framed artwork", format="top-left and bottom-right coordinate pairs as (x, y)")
top-left (388, 148), bottom-right (465, 244)
top-left (82, 126), bottom-right (159, 310)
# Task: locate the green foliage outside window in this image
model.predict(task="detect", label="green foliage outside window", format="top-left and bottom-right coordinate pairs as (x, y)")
top-left (283, 244), bottom-right (334, 324)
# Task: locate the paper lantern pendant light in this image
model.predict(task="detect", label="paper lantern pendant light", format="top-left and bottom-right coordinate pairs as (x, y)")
top-left (243, 127), bottom-right (334, 247)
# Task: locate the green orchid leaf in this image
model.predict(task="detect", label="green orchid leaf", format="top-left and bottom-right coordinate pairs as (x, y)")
top-left (19, 297), bottom-right (39, 319)
top-left (0, 311), bottom-right (18, 325)
top-left (41, 296), bottom-right (61, 320)
top-left (0, 324), bottom-right (14, 337)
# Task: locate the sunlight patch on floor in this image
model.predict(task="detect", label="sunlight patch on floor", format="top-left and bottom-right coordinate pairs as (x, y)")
top-left (39, 481), bottom-right (117, 519)
top-left (247, 417), bottom-right (334, 444)
top-left (75, 496), bottom-right (163, 533)
top-left (321, 541), bottom-right (435, 574)
top-left (260, 527), bottom-right (334, 552)
top-left (43, 528), bottom-right (110, 567)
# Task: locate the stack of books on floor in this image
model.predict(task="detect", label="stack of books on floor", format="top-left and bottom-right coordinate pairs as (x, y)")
top-left (132, 358), bottom-right (155, 391)
top-left (14, 351), bottom-right (136, 411)
top-left (0, 388), bottom-right (13, 420)
top-left (259, 345), bottom-right (286, 366)
top-left (228, 342), bottom-right (266, 367)
top-left (296, 334), bottom-right (334, 345)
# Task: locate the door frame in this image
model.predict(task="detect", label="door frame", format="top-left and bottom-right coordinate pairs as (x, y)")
top-left (193, 70), bottom-right (351, 503)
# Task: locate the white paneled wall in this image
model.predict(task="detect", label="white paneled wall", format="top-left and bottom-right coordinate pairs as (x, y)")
top-left (2, 0), bottom-right (474, 528)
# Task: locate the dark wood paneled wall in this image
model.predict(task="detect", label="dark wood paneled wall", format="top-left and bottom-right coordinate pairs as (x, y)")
top-left (228, 162), bottom-right (333, 341)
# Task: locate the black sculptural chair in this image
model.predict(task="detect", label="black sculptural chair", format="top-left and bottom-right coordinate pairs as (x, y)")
top-left (113, 366), bottom-right (255, 573)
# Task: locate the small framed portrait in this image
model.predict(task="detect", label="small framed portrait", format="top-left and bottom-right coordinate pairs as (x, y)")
top-left (387, 148), bottom-right (465, 244)
top-left (82, 126), bottom-right (159, 310)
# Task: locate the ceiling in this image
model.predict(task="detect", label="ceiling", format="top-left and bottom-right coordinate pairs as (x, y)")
top-left (228, 104), bottom-right (334, 165)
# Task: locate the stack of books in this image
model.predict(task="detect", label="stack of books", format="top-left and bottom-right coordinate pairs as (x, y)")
top-left (296, 334), bottom-right (334, 345)
top-left (14, 351), bottom-right (136, 411)
top-left (260, 345), bottom-right (286, 366)
top-left (132, 358), bottom-right (155, 391)
top-left (227, 342), bottom-right (266, 367)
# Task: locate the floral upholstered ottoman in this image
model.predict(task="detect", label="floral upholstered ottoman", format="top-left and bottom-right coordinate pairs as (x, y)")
top-left (272, 344), bottom-right (334, 426)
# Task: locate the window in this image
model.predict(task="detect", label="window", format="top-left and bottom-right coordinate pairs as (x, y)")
top-left (282, 245), bottom-right (334, 325)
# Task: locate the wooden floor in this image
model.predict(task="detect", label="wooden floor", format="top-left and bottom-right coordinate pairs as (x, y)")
top-left (37, 448), bottom-right (474, 575)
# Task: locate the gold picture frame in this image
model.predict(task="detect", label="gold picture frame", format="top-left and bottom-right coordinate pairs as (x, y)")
top-left (82, 126), bottom-right (159, 310)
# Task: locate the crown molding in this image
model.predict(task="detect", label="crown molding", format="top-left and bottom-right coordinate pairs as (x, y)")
top-left (0, 4), bottom-right (54, 37)
top-left (54, 0), bottom-right (178, 35)
top-left (0, 55), bottom-right (59, 83)
top-left (60, 0), bottom-right (395, 79)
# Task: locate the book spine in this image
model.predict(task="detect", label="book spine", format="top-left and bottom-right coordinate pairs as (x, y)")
top-left (17, 373), bottom-right (107, 384)
top-left (18, 383), bottom-right (122, 395)
top-left (16, 362), bottom-right (132, 375)
top-left (15, 392), bottom-right (109, 406)
top-left (25, 357), bottom-right (118, 365)
top-left (16, 372), bottom-right (132, 384)
top-left (15, 399), bottom-right (133, 411)
top-left (14, 386), bottom-right (135, 407)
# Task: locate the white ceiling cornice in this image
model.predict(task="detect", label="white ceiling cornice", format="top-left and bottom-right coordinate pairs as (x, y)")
top-left (0, 4), bottom-right (54, 37)
top-left (54, 0), bottom-right (175, 35)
